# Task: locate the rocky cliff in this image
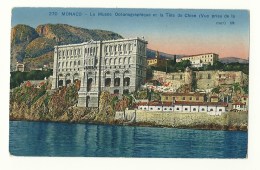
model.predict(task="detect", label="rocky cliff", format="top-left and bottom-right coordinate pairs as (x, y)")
top-left (11, 24), bottom-right (123, 70)
top-left (10, 80), bottom-right (116, 124)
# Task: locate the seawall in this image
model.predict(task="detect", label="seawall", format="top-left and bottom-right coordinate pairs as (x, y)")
top-left (115, 110), bottom-right (248, 131)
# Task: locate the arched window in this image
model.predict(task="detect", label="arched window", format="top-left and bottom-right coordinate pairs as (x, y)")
top-left (109, 58), bottom-right (112, 65)
top-left (128, 57), bottom-right (131, 64)
top-left (74, 61), bottom-right (77, 66)
top-left (78, 60), bottom-right (80, 65)
top-left (124, 57), bottom-right (127, 64)
top-left (114, 45), bottom-right (117, 52)
top-left (123, 44), bottom-right (126, 51)
top-left (119, 58), bottom-right (122, 64)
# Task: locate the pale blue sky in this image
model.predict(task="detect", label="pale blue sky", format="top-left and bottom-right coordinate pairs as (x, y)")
top-left (12, 8), bottom-right (249, 58)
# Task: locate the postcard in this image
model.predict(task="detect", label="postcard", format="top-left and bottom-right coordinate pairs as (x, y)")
top-left (9, 7), bottom-right (249, 158)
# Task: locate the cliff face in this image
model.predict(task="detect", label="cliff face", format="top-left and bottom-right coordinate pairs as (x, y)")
top-left (11, 24), bottom-right (124, 69)
top-left (9, 80), bottom-right (116, 123)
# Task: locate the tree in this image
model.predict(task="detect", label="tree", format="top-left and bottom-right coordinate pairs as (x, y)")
top-left (211, 86), bottom-right (220, 94)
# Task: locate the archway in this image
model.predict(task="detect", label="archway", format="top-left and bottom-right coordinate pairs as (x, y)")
top-left (114, 89), bottom-right (119, 94)
top-left (105, 78), bottom-right (111, 87)
top-left (123, 77), bottom-right (130, 86)
top-left (66, 79), bottom-right (71, 86)
top-left (58, 80), bottom-right (63, 87)
top-left (123, 89), bottom-right (129, 94)
top-left (87, 78), bottom-right (93, 92)
top-left (114, 78), bottom-right (120, 87)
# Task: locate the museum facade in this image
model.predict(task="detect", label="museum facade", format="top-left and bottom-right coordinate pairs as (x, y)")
top-left (51, 37), bottom-right (148, 107)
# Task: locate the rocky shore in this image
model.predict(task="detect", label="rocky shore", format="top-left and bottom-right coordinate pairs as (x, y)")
top-left (10, 82), bottom-right (248, 131)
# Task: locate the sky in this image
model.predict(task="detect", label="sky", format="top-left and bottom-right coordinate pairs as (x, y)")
top-left (12, 8), bottom-right (250, 59)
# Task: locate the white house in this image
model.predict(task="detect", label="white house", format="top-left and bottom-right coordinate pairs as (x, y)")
top-left (232, 102), bottom-right (247, 111)
top-left (137, 101), bottom-right (228, 115)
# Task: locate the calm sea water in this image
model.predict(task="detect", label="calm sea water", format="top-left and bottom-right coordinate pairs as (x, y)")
top-left (9, 121), bottom-right (247, 158)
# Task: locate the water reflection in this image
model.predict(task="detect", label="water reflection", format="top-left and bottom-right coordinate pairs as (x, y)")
top-left (9, 121), bottom-right (247, 158)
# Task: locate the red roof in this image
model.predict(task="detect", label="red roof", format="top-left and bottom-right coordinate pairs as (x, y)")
top-left (174, 101), bottom-right (228, 107)
top-left (137, 101), bottom-right (227, 107)
top-left (162, 92), bottom-right (205, 97)
top-left (210, 96), bottom-right (218, 98)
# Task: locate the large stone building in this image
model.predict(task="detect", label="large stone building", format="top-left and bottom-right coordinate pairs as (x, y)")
top-left (153, 68), bottom-right (248, 92)
top-left (51, 37), bottom-right (148, 107)
top-left (176, 53), bottom-right (219, 67)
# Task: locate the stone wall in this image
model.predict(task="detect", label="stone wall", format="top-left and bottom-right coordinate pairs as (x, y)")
top-left (134, 110), bottom-right (247, 130)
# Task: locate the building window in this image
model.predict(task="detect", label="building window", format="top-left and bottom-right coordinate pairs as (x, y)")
top-left (210, 108), bottom-right (213, 111)
top-left (180, 75), bottom-right (183, 79)
top-left (196, 97), bottom-right (199, 101)
top-left (166, 97), bottom-right (169, 100)
top-left (208, 74), bottom-right (211, 79)
top-left (150, 108), bottom-right (153, 110)
top-left (170, 108), bottom-right (172, 110)
top-left (158, 108), bottom-right (160, 110)
top-left (185, 108), bottom-right (188, 111)
top-left (193, 108), bottom-right (196, 111)
top-left (164, 108), bottom-right (167, 110)
top-left (182, 97), bottom-right (185, 100)
top-left (176, 108), bottom-right (179, 110)
top-left (189, 97), bottom-right (192, 101)
top-left (202, 108), bottom-right (205, 111)
top-left (219, 109), bottom-right (222, 111)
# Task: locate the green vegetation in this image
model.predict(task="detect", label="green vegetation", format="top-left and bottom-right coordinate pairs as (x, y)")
top-left (151, 60), bottom-right (191, 73)
top-left (193, 61), bottom-right (249, 75)
top-left (10, 70), bottom-right (53, 89)
top-left (151, 60), bottom-right (249, 75)
top-left (211, 86), bottom-right (221, 94)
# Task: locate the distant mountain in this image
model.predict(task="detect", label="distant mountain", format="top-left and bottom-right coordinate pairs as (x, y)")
top-left (219, 57), bottom-right (249, 64)
top-left (147, 48), bottom-right (183, 60)
top-left (11, 24), bottom-right (123, 71)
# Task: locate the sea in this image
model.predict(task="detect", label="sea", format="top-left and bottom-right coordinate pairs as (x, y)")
top-left (9, 121), bottom-right (248, 158)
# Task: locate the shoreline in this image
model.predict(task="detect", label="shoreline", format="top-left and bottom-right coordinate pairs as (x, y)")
top-left (9, 115), bottom-right (248, 132)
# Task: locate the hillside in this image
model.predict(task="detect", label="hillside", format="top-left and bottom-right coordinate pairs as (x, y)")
top-left (147, 48), bottom-right (183, 59)
top-left (11, 24), bottom-right (123, 70)
top-left (219, 57), bottom-right (249, 64)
